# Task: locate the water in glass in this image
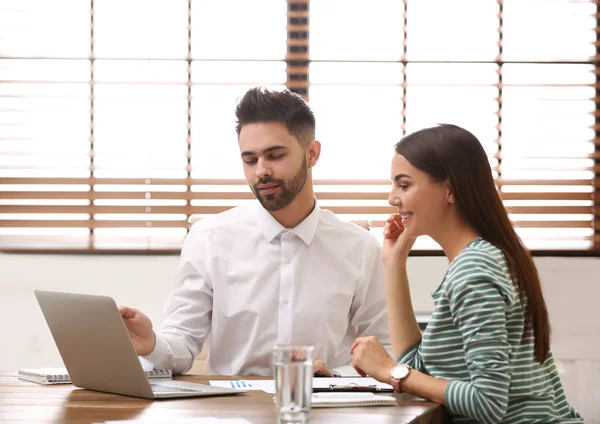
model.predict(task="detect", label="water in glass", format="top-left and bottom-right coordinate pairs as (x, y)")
top-left (273, 345), bottom-right (313, 423)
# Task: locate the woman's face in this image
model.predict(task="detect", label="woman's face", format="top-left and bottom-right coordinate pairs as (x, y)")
top-left (388, 153), bottom-right (451, 238)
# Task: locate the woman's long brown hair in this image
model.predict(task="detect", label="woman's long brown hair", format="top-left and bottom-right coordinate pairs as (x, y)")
top-left (396, 124), bottom-right (550, 363)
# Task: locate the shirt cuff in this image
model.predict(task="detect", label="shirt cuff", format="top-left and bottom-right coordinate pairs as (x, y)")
top-left (140, 333), bottom-right (172, 371)
top-left (331, 364), bottom-right (361, 377)
top-left (444, 379), bottom-right (469, 418)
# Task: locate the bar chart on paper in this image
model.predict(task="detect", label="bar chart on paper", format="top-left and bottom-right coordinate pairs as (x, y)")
top-left (209, 380), bottom-right (275, 393)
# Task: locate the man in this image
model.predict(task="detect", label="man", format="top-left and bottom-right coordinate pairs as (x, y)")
top-left (119, 87), bottom-right (390, 376)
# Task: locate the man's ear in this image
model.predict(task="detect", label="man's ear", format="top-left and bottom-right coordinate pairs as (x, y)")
top-left (306, 140), bottom-right (321, 168)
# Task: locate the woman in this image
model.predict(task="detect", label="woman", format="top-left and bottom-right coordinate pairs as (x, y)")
top-left (350, 124), bottom-right (583, 423)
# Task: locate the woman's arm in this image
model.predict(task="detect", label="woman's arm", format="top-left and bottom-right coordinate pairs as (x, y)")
top-left (381, 214), bottom-right (422, 359)
top-left (443, 277), bottom-right (511, 423)
top-left (384, 262), bottom-right (422, 359)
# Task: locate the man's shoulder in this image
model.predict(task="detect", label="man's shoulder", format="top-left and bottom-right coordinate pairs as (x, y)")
top-left (317, 209), bottom-right (379, 248)
top-left (189, 203), bottom-right (256, 233)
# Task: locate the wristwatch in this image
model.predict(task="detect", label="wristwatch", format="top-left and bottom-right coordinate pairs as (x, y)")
top-left (390, 364), bottom-right (411, 393)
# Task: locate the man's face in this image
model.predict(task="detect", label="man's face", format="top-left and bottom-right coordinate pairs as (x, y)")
top-left (238, 122), bottom-right (309, 211)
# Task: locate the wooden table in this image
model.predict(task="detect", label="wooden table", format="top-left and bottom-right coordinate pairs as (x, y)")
top-left (0, 373), bottom-right (449, 423)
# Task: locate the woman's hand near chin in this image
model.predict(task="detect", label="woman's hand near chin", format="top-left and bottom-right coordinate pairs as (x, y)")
top-left (382, 213), bottom-right (416, 266)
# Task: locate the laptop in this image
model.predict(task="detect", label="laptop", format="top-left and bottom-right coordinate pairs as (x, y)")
top-left (34, 290), bottom-right (246, 399)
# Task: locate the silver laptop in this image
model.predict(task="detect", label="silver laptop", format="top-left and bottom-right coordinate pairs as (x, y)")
top-left (34, 290), bottom-right (246, 399)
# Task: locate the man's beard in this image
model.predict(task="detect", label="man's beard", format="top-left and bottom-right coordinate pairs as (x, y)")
top-left (253, 155), bottom-right (308, 212)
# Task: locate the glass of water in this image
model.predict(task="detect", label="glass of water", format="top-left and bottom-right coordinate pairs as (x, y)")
top-left (273, 345), bottom-right (314, 423)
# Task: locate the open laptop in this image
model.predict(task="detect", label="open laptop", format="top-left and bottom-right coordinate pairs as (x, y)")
top-left (34, 290), bottom-right (246, 399)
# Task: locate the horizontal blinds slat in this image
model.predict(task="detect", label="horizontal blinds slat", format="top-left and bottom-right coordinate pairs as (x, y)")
top-left (364, 220), bottom-right (593, 230)
top-left (494, 152), bottom-right (600, 160)
top-left (286, 24), bottom-right (309, 32)
top-left (497, 179), bottom-right (594, 187)
top-left (0, 220), bottom-right (186, 228)
top-left (0, 178), bottom-right (596, 187)
top-left (0, 218), bottom-right (593, 230)
top-left (1, 191), bottom-right (594, 202)
top-left (501, 192), bottom-right (593, 201)
top-left (1, 205), bottom-right (595, 215)
top-left (1, 191), bottom-right (190, 200)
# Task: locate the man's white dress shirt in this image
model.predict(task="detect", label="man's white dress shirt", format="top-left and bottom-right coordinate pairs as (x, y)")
top-left (143, 200), bottom-right (390, 375)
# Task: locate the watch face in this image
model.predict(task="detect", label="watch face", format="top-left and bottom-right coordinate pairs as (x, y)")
top-left (391, 365), bottom-right (409, 380)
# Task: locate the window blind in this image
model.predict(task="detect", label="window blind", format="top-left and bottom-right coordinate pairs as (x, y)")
top-left (308, 0), bottom-right (599, 252)
top-left (0, 0), bottom-right (598, 253)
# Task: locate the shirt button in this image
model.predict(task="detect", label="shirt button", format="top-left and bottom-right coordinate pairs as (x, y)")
top-left (282, 298), bottom-right (289, 304)
top-left (283, 257), bottom-right (291, 264)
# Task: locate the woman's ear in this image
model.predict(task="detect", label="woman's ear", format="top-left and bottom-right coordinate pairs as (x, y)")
top-left (446, 185), bottom-right (455, 203)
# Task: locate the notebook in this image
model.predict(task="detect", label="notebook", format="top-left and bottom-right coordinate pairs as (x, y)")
top-left (18, 367), bottom-right (172, 385)
top-left (311, 392), bottom-right (397, 408)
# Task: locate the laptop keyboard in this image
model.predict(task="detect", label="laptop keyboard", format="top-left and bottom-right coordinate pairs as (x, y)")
top-left (150, 383), bottom-right (203, 393)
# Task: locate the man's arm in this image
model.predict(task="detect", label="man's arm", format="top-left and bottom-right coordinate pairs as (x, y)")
top-left (330, 239), bottom-right (390, 377)
top-left (141, 224), bottom-right (214, 375)
top-left (349, 238), bottom-right (392, 354)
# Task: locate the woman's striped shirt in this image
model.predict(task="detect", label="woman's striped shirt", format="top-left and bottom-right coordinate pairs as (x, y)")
top-left (399, 238), bottom-right (583, 423)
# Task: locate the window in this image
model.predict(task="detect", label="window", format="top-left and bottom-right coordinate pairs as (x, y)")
top-left (0, 0), bottom-right (598, 253)
top-left (310, 0), bottom-right (598, 252)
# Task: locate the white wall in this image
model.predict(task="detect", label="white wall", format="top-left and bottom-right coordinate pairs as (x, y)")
top-left (1, 253), bottom-right (598, 422)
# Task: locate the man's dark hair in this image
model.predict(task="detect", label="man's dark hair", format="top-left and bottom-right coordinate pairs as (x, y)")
top-left (235, 87), bottom-right (316, 145)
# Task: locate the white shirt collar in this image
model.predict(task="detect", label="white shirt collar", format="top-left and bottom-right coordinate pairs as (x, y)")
top-left (255, 199), bottom-right (320, 246)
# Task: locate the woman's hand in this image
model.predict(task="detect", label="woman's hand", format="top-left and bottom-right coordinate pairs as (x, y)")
top-left (350, 336), bottom-right (398, 384)
top-left (382, 214), bottom-right (417, 266)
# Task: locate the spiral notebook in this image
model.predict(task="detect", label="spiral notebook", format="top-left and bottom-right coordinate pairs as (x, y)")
top-left (311, 392), bottom-right (397, 408)
top-left (17, 367), bottom-right (172, 385)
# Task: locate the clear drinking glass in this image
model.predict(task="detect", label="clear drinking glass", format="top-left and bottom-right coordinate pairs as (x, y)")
top-left (272, 345), bottom-right (314, 424)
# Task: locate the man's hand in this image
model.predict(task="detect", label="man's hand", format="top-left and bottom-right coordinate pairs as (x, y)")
top-left (350, 336), bottom-right (397, 384)
top-left (313, 357), bottom-right (335, 377)
top-left (118, 306), bottom-right (156, 356)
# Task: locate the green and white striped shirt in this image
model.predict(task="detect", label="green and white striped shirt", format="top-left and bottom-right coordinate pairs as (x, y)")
top-left (399, 238), bottom-right (583, 424)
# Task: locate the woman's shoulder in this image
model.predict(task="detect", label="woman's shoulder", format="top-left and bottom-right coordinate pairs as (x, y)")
top-left (444, 238), bottom-right (515, 294)
top-left (449, 238), bottom-right (506, 273)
